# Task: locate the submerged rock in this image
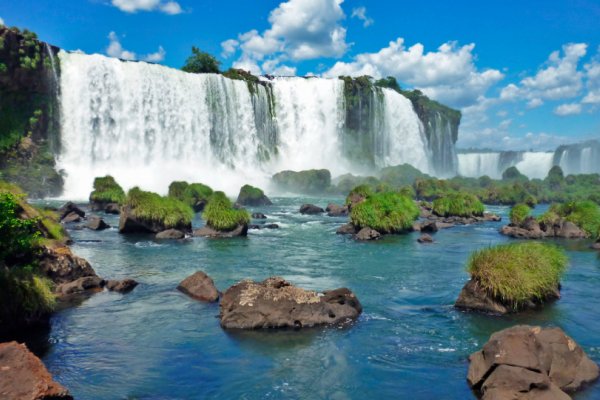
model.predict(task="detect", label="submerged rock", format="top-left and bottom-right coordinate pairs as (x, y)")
top-left (0, 341), bottom-right (73, 399)
top-left (336, 223), bottom-right (358, 235)
top-left (299, 204), bottom-right (324, 215)
top-left (105, 279), bottom-right (138, 293)
top-left (61, 211), bottom-right (82, 224)
top-left (177, 271), bottom-right (219, 302)
top-left (219, 277), bottom-right (362, 329)
top-left (326, 203), bottom-right (349, 217)
top-left (468, 325), bottom-right (599, 399)
top-left (355, 227), bottom-right (381, 241)
top-left (417, 234), bottom-right (433, 243)
top-left (56, 276), bottom-right (105, 296)
top-left (104, 203), bottom-right (120, 214)
top-left (252, 212), bottom-right (267, 219)
top-left (156, 229), bottom-right (185, 240)
top-left (193, 224), bottom-right (248, 238)
top-left (86, 216), bottom-right (110, 231)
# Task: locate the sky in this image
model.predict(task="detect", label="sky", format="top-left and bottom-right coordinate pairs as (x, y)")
top-left (1, 0), bottom-right (599, 151)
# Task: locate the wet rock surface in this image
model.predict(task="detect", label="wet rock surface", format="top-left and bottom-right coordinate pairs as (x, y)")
top-left (86, 216), bottom-right (110, 231)
top-left (354, 227), bottom-right (381, 241)
top-left (193, 224), bottom-right (248, 238)
top-left (177, 271), bottom-right (219, 302)
top-left (219, 277), bottom-right (362, 329)
top-left (326, 203), bottom-right (349, 217)
top-left (500, 216), bottom-right (588, 239)
top-left (156, 229), bottom-right (185, 240)
top-left (105, 279), bottom-right (139, 293)
top-left (299, 204), bottom-right (324, 215)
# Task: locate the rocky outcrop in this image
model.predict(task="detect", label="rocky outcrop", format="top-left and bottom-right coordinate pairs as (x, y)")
top-left (61, 212), bottom-right (82, 224)
top-left (326, 203), bottom-right (349, 217)
top-left (468, 325), bottom-right (599, 399)
top-left (193, 224), bottom-right (248, 238)
top-left (417, 234), bottom-right (433, 243)
top-left (236, 185), bottom-right (272, 206)
top-left (86, 216), bottom-right (110, 231)
top-left (336, 223), bottom-right (358, 235)
top-left (155, 229), bottom-right (185, 240)
top-left (501, 216), bottom-right (587, 239)
top-left (104, 203), bottom-right (120, 214)
top-left (177, 271), bottom-right (219, 302)
top-left (355, 227), bottom-right (381, 241)
top-left (105, 279), bottom-right (138, 293)
top-left (119, 205), bottom-right (192, 234)
top-left (58, 202), bottom-right (85, 220)
top-left (299, 204), bottom-right (324, 215)
top-left (56, 276), bottom-right (105, 296)
top-left (38, 246), bottom-right (97, 284)
top-left (219, 277), bottom-right (362, 329)
top-left (0, 341), bottom-right (72, 399)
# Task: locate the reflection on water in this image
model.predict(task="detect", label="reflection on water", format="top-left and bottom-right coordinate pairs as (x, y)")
top-left (36, 197), bottom-right (600, 399)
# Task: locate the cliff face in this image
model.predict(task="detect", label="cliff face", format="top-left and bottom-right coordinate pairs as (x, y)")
top-left (0, 26), bottom-right (62, 198)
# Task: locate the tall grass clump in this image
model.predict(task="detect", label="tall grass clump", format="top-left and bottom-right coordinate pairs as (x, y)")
top-left (203, 191), bottom-right (250, 231)
top-left (168, 181), bottom-right (213, 210)
top-left (467, 242), bottom-right (568, 309)
top-left (556, 200), bottom-right (600, 237)
top-left (510, 203), bottom-right (531, 225)
top-left (125, 187), bottom-right (194, 228)
top-left (350, 191), bottom-right (419, 233)
top-left (90, 175), bottom-right (125, 204)
top-left (345, 184), bottom-right (373, 206)
top-left (432, 193), bottom-right (484, 217)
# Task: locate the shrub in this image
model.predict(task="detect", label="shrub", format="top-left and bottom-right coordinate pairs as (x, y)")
top-left (203, 191), bottom-right (250, 231)
top-left (510, 203), bottom-right (531, 225)
top-left (432, 193), bottom-right (484, 217)
top-left (168, 181), bottom-right (213, 210)
top-left (350, 191), bottom-right (419, 233)
top-left (345, 184), bottom-right (373, 206)
top-left (378, 163), bottom-right (427, 187)
top-left (125, 187), bottom-right (194, 228)
top-left (467, 242), bottom-right (568, 309)
top-left (168, 181), bottom-right (189, 199)
top-left (182, 47), bottom-right (220, 73)
top-left (502, 166), bottom-right (527, 181)
top-left (90, 176), bottom-right (125, 204)
top-left (0, 192), bottom-right (40, 264)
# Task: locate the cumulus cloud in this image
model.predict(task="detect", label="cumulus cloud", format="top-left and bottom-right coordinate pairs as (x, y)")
top-left (221, 39), bottom-right (239, 58)
top-left (582, 50), bottom-right (600, 104)
top-left (351, 6), bottom-right (373, 27)
top-left (323, 39), bottom-right (504, 108)
top-left (554, 103), bottom-right (582, 116)
top-left (225, 0), bottom-right (348, 74)
top-left (110, 0), bottom-right (182, 14)
top-left (0, 17), bottom-right (4, 26)
top-left (106, 32), bottom-right (166, 62)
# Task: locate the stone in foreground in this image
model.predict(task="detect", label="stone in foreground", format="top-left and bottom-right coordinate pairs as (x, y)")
top-left (156, 229), bottom-right (185, 240)
top-left (0, 341), bottom-right (73, 399)
top-left (468, 325), bottom-right (599, 399)
top-left (219, 277), bottom-right (362, 329)
top-left (105, 279), bottom-right (138, 293)
top-left (299, 204), bottom-right (324, 215)
top-left (177, 271), bottom-right (219, 302)
top-left (355, 227), bottom-right (381, 241)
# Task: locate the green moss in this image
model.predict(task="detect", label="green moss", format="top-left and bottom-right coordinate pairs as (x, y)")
top-left (432, 193), bottom-right (484, 217)
top-left (0, 268), bottom-right (55, 324)
top-left (510, 203), bottom-right (531, 225)
top-left (168, 181), bottom-right (189, 199)
top-left (125, 187), bottom-right (194, 228)
top-left (467, 242), bottom-right (568, 309)
top-left (90, 176), bottom-right (125, 204)
top-left (350, 191), bottom-right (419, 233)
top-left (203, 191), bottom-right (250, 231)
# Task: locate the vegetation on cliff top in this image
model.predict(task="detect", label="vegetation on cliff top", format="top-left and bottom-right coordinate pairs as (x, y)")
top-left (350, 191), bottom-right (419, 233)
top-left (467, 242), bottom-right (568, 309)
top-left (181, 46), bottom-right (220, 73)
top-left (203, 191), bottom-right (250, 231)
top-left (124, 187), bottom-right (194, 228)
top-left (90, 175), bottom-right (125, 204)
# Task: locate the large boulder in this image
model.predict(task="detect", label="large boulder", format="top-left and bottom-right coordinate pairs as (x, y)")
top-left (219, 277), bottom-right (362, 329)
top-left (0, 341), bottom-right (73, 399)
top-left (119, 205), bottom-right (192, 234)
top-left (355, 227), bottom-right (381, 241)
top-left (177, 271), bottom-right (219, 302)
top-left (299, 204), bottom-right (324, 215)
top-left (86, 216), bottom-right (110, 231)
top-left (193, 224), bottom-right (248, 238)
top-left (58, 202), bottom-right (85, 220)
top-left (326, 203), bottom-right (349, 217)
top-left (236, 184), bottom-right (272, 206)
top-left (468, 325), bottom-right (599, 399)
top-left (336, 223), bottom-right (358, 235)
top-left (61, 211), bottom-right (82, 224)
top-left (155, 229), bottom-right (185, 240)
top-left (105, 279), bottom-right (138, 293)
top-left (455, 280), bottom-right (511, 315)
top-left (38, 246), bottom-right (97, 284)
top-left (56, 276), bottom-right (105, 296)
top-left (104, 203), bottom-right (120, 214)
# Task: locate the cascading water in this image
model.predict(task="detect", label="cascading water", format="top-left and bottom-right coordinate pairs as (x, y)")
top-left (513, 152), bottom-right (554, 179)
top-left (457, 153), bottom-right (502, 179)
top-left (57, 51), bottom-right (441, 198)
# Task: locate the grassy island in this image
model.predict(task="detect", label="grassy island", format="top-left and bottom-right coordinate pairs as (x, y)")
top-left (350, 191), bottom-right (419, 233)
top-left (432, 193), bottom-right (484, 217)
top-left (203, 191), bottom-right (250, 231)
top-left (124, 187), bottom-right (194, 229)
top-left (90, 175), bottom-right (125, 205)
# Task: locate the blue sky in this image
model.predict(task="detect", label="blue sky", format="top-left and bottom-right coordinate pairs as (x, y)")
top-left (1, 0), bottom-right (599, 150)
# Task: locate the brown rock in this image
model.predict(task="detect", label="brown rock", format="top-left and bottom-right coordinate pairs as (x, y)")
top-left (0, 341), bottom-right (72, 399)
top-left (592, 240), bottom-right (600, 250)
top-left (326, 203), bottom-right (349, 217)
top-left (252, 212), bottom-right (267, 219)
top-left (299, 204), bottom-right (324, 215)
top-left (61, 211), bottom-right (82, 224)
top-left (355, 227), bottom-right (381, 241)
top-left (455, 280), bottom-right (510, 315)
top-left (105, 279), bottom-right (138, 293)
top-left (336, 223), bottom-right (357, 235)
top-left (177, 271), bottom-right (219, 302)
top-left (119, 205), bottom-right (192, 234)
top-left (86, 216), bottom-right (110, 231)
top-left (38, 246), bottom-right (97, 284)
top-left (346, 193), bottom-right (366, 210)
top-left (420, 221), bottom-right (439, 233)
top-left (468, 325), bottom-right (599, 399)
top-left (219, 277), bottom-right (362, 329)
top-left (104, 203), bottom-right (120, 214)
top-left (56, 276), bottom-right (105, 296)
top-left (417, 234), bottom-right (433, 243)
top-left (557, 221), bottom-right (587, 239)
top-left (193, 224), bottom-right (248, 238)
top-left (58, 202), bottom-right (85, 220)
top-left (155, 229), bottom-right (185, 240)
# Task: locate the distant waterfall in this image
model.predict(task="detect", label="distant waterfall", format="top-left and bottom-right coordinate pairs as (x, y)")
top-left (57, 52), bottom-right (445, 198)
top-left (457, 153), bottom-right (501, 179)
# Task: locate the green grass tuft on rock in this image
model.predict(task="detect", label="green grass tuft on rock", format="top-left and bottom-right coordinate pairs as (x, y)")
top-left (125, 187), bottom-right (194, 228)
top-left (90, 176), bottom-right (125, 204)
top-left (510, 203), bottom-right (531, 225)
top-left (432, 193), bottom-right (484, 217)
top-left (168, 181), bottom-right (213, 210)
top-left (468, 242), bottom-right (567, 309)
top-left (350, 191), bottom-right (419, 233)
top-left (203, 191), bottom-right (250, 231)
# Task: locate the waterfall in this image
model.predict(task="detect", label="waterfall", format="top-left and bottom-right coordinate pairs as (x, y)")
top-left (513, 152), bottom-right (554, 179)
top-left (57, 51), bottom-right (447, 199)
top-left (555, 141), bottom-right (600, 175)
top-left (458, 151), bottom-right (556, 179)
top-left (45, 43), bottom-right (59, 92)
top-left (457, 153), bottom-right (501, 179)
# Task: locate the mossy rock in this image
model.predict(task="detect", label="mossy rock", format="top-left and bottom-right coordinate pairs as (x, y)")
top-left (509, 203), bottom-right (531, 225)
top-left (202, 191), bottom-right (250, 232)
top-left (89, 176), bottom-right (125, 209)
top-left (432, 193), bottom-right (484, 218)
top-left (350, 191), bottom-right (419, 234)
top-left (236, 184), bottom-right (272, 207)
top-left (272, 169), bottom-right (331, 194)
top-left (168, 181), bottom-right (213, 212)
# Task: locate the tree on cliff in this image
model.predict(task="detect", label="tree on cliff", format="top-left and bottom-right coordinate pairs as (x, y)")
top-left (181, 47), bottom-right (220, 74)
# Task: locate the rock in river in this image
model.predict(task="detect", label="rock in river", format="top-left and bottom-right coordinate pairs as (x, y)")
top-left (219, 277), bottom-right (362, 329)
top-left (177, 271), bottom-right (219, 302)
top-left (299, 204), bottom-right (324, 215)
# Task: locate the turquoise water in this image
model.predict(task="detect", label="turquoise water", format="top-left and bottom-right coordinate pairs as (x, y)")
top-left (40, 197), bottom-right (600, 399)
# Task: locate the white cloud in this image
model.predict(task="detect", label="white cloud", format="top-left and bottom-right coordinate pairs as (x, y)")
top-left (554, 102), bottom-right (582, 116)
top-left (351, 6), bottom-right (373, 27)
top-left (526, 98), bottom-right (543, 109)
top-left (110, 0), bottom-right (182, 14)
top-left (323, 38), bottom-right (504, 108)
top-left (221, 39), bottom-right (239, 58)
top-left (0, 17), bottom-right (4, 26)
top-left (226, 0), bottom-right (348, 74)
top-left (106, 32), bottom-right (166, 62)
top-left (582, 50), bottom-right (600, 104)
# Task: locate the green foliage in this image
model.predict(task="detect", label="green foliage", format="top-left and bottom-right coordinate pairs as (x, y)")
top-left (378, 163), bottom-right (428, 187)
top-left (467, 242), bottom-right (568, 309)
top-left (0, 268), bottom-right (55, 324)
top-left (350, 191), bottom-right (419, 233)
top-left (345, 184), bottom-right (373, 205)
top-left (90, 175), bottom-right (125, 204)
top-left (334, 174), bottom-right (380, 195)
top-left (555, 200), bottom-right (600, 238)
top-left (510, 203), bottom-right (531, 225)
top-left (168, 181), bottom-right (213, 210)
top-left (203, 191), bottom-right (250, 231)
top-left (0, 192), bottom-right (40, 264)
top-left (125, 187), bottom-right (194, 228)
top-left (432, 193), bottom-right (484, 217)
top-left (237, 184), bottom-right (269, 205)
top-left (272, 169), bottom-right (331, 194)
top-left (374, 76), bottom-right (401, 91)
top-left (545, 166), bottom-right (565, 190)
top-left (182, 46), bottom-right (220, 74)
top-left (502, 166), bottom-right (527, 181)
top-left (168, 181), bottom-right (189, 199)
